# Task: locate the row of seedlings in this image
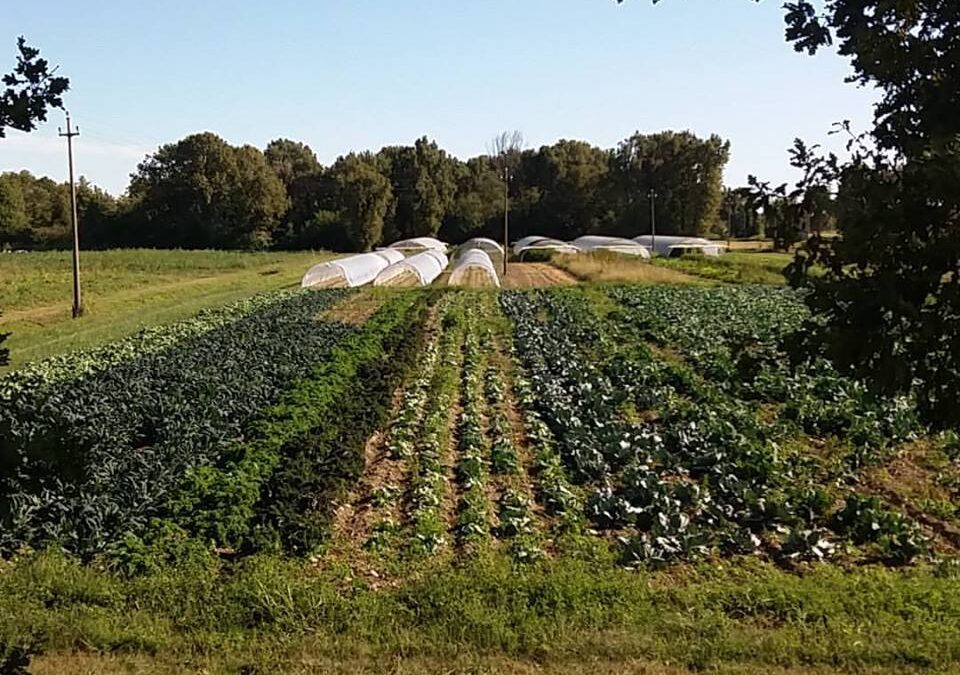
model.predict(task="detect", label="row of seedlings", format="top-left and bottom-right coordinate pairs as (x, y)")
top-left (455, 306), bottom-right (494, 552)
top-left (364, 299), bottom-right (447, 554)
top-left (406, 296), bottom-right (467, 556)
top-left (484, 357), bottom-right (544, 562)
top-left (496, 292), bottom-right (585, 543)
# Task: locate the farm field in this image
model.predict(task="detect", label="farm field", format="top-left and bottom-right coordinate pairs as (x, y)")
top-left (0, 249), bottom-right (331, 370)
top-left (1, 277), bottom-right (959, 674)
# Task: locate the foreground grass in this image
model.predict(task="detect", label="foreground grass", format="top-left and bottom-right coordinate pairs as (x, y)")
top-left (653, 251), bottom-right (793, 285)
top-left (550, 251), bottom-right (707, 285)
top-left (0, 249), bottom-right (331, 369)
top-left (3, 550), bottom-right (959, 674)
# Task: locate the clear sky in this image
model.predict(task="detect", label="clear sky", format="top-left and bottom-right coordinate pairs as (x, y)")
top-left (1, 0), bottom-right (876, 196)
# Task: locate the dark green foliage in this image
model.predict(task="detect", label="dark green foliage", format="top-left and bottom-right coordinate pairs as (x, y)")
top-left (516, 140), bottom-right (614, 241)
top-left (503, 286), bottom-right (925, 565)
top-left (325, 153), bottom-right (394, 252)
top-left (720, 187), bottom-right (763, 239)
top-left (264, 138), bottom-right (321, 192)
top-left (378, 137), bottom-right (458, 242)
top-left (126, 132), bottom-right (288, 249)
top-left (779, 2), bottom-right (960, 430)
top-left (439, 156), bottom-right (504, 243)
top-left (832, 495), bottom-right (927, 564)
top-left (0, 290), bottom-right (351, 556)
top-left (7, 129), bottom-right (732, 251)
top-left (1, 37), bottom-right (68, 138)
top-left (0, 170), bottom-right (72, 249)
top-left (0, 313), bottom-right (7, 367)
top-left (611, 131), bottom-right (730, 237)
top-left (254, 293), bottom-right (429, 553)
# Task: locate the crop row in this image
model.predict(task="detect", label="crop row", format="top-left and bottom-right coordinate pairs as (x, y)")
top-left (483, 362), bottom-right (543, 561)
top-left (0, 289), bottom-right (297, 401)
top-left (0, 290), bottom-right (353, 556)
top-left (364, 301), bottom-right (446, 555)
top-left (456, 317), bottom-right (492, 549)
top-left (406, 297), bottom-right (464, 556)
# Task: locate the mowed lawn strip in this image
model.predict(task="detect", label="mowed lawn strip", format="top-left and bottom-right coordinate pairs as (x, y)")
top-left (0, 249), bottom-right (331, 369)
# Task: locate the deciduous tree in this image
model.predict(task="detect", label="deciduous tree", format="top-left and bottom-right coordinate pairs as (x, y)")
top-left (612, 130), bottom-right (730, 237)
top-left (128, 133), bottom-right (287, 249)
top-left (327, 153), bottom-right (393, 252)
top-left (1, 38), bottom-right (68, 138)
top-left (782, 2), bottom-right (960, 427)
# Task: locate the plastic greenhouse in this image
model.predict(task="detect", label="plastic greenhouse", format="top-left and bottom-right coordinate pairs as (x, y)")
top-left (386, 237), bottom-right (448, 253)
top-left (512, 235), bottom-right (549, 255)
top-left (570, 236), bottom-right (651, 258)
top-left (301, 250), bottom-right (403, 289)
top-left (514, 237), bottom-right (579, 260)
top-left (448, 248), bottom-right (501, 288)
top-left (374, 250), bottom-right (449, 287)
top-left (633, 235), bottom-right (724, 258)
top-left (457, 237), bottom-right (503, 256)
top-left (375, 249), bottom-right (406, 265)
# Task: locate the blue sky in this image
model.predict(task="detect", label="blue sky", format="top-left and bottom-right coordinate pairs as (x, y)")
top-left (2, 0), bottom-right (876, 195)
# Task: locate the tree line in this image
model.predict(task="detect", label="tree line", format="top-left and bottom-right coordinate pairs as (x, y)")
top-left (1, 130), bottom-right (743, 251)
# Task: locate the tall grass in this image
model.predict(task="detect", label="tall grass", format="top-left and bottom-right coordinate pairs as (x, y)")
top-left (550, 251), bottom-right (706, 285)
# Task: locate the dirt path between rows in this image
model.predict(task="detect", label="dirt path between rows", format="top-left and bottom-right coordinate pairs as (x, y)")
top-left (502, 263), bottom-right (578, 289)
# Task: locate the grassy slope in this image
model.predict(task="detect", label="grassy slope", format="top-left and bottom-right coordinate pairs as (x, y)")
top-left (0, 249), bottom-right (332, 370)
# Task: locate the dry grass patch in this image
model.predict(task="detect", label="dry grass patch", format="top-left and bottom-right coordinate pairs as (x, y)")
top-left (552, 252), bottom-right (703, 285)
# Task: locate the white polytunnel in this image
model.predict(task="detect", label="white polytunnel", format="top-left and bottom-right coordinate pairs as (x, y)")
top-left (448, 248), bottom-right (501, 288)
top-left (386, 237), bottom-right (448, 253)
top-left (512, 235), bottom-right (550, 255)
top-left (570, 235), bottom-right (651, 258)
top-left (457, 237), bottom-right (504, 256)
top-left (374, 250), bottom-right (449, 287)
top-left (301, 252), bottom-right (395, 289)
top-left (633, 235), bottom-right (725, 258)
top-left (515, 237), bottom-right (580, 260)
top-left (373, 248), bottom-right (406, 265)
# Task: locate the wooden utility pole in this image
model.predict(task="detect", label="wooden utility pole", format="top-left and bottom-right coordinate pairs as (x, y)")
top-left (59, 113), bottom-right (82, 318)
top-left (648, 188), bottom-right (658, 255)
top-left (489, 130), bottom-right (523, 278)
top-left (503, 168), bottom-right (509, 276)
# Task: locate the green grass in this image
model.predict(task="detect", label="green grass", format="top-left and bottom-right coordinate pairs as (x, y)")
top-left (653, 251), bottom-right (793, 285)
top-left (0, 249), bottom-right (333, 370)
top-left (4, 550), bottom-right (960, 674)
